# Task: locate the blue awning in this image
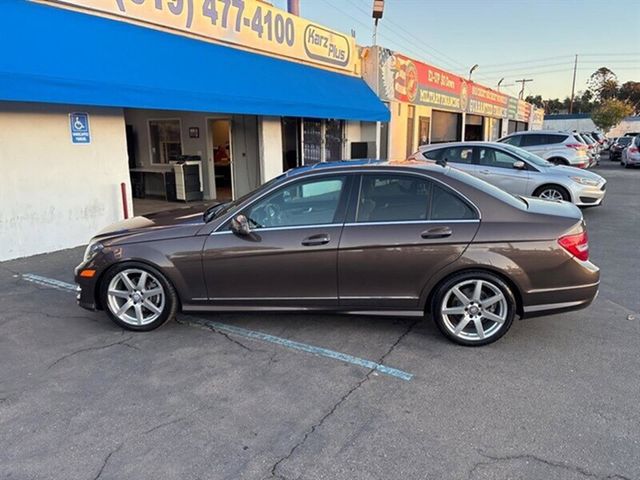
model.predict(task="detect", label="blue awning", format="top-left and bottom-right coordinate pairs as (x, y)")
top-left (0, 1), bottom-right (389, 122)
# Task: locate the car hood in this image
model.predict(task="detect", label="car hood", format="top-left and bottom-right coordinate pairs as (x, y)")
top-left (539, 165), bottom-right (604, 181)
top-left (94, 205), bottom-right (210, 244)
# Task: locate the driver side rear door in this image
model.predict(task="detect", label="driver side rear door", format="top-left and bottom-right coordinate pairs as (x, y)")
top-left (201, 174), bottom-right (354, 307)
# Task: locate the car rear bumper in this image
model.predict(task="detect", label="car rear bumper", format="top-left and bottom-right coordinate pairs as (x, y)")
top-left (522, 282), bottom-right (599, 318)
top-left (521, 257), bottom-right (600, 319)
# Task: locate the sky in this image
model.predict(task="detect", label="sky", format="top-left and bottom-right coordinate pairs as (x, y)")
top-left (272, 0), bottom-right (640, 100)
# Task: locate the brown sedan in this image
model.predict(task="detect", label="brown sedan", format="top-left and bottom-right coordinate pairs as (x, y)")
top-left (75, 161), bottom-right (599, 346)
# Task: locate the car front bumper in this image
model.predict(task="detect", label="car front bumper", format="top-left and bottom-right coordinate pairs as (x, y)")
top-left (569, 181), bottom-right (607, 207)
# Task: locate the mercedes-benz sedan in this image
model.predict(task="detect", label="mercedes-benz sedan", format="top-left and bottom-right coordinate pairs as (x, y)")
top-left (411, 142), bottom-right (606, 206)
top-left (75, 161), bottom-right (599, 346)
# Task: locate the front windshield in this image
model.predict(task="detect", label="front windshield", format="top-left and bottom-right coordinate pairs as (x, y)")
top-left (499, 143), bottom-right (553, 168)
top-left (203, 172), bottom-right (287, 222)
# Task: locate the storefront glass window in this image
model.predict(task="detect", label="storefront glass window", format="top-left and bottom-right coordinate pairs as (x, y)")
top-left (303, 119), bottom-right (322, 165)
top-left (149, 119), bottom-right (182, 164)
top-left (325, 119), bottom-right (344, 162)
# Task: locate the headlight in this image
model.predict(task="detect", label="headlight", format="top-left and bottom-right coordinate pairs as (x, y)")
top-left (83, 242), bottom-right (104, 262)
top-left (570, 176), bottom-right (599, 186)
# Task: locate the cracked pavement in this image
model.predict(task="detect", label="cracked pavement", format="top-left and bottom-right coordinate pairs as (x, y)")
top-left (0, 161), bottom-right (639, 479)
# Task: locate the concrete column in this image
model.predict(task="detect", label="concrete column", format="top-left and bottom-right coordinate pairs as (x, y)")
top-left (258, 116), bottom-right (283, 183)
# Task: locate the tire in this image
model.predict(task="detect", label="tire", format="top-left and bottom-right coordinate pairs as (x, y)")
top-left (431, 271), bottom-right (517, 346)
top-left (533, 184), bottom-right (570, 202)
top-left (100, 262), bottom-right (178, 331)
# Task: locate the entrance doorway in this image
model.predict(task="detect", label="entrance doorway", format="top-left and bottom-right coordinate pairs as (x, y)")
top-left (464, 114), bottom-right (484, 141)
top-left (207, 118), bottom-right (232, 201)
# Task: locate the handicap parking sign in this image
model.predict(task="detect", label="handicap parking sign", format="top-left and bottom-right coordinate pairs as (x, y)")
top-left (69, 112), bottom-right (91, 144)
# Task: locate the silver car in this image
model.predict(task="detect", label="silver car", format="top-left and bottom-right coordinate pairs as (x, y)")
top-left (498, 131), bottom-right (591, 168)
top-left (411, 142), bottom-right (606, 206)
top-left (621, 135), bottom-right (640, 168)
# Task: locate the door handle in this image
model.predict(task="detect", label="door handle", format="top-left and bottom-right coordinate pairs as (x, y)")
top-left (479, 169), bottom-right (491, 174)
top-left (421, 227), bottom-right (452, 239)
top-left (301, 234), bottom-right (330, 246)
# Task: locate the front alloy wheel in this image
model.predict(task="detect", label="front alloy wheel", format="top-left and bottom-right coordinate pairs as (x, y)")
top-left (102, 264), bottom-right (177, 331)
top-left (433, 272), bottom-right (516, 346)
top-left (534, 184), bottom-right (570, 202)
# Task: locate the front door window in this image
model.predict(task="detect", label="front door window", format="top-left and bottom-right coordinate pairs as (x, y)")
top-left (243, 176), bottom-right (347, 229)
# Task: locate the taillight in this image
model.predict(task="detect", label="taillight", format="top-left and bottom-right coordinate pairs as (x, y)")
top-left (558, 231), bottom-right (589, 261)
top-left (566, 143), bottom-right (584, 150)
top-left (630, 146), bottom-right (639, 153)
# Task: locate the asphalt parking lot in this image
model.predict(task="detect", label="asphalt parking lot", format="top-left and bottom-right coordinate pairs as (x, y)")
top-left (1, 157), bottom-right (639, 480)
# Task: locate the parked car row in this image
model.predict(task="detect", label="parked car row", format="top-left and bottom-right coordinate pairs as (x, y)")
top-left (620, 135), bottom-right (640, 168)
top-left (410, 140), bottom-right (606, 207)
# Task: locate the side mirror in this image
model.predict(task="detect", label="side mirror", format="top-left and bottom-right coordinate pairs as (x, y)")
top-left (230, 214), bottom-right (251, 236)
top-left (513, 160), bottom-right (526, 170)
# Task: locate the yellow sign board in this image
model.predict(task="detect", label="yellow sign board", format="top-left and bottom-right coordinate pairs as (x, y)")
top-left (37, 0), bottom-right (356, 74)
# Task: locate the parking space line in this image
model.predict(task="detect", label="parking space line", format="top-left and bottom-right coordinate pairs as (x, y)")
top-left (182, 316), bottom-right (414, 381)
top-left (20, 274), bottom-right (414, 381)
top-left (21, 273), bottom-right (77, 292)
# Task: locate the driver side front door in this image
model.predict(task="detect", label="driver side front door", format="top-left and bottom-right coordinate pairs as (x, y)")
top-left (201, 174), bottom-right (353, 307)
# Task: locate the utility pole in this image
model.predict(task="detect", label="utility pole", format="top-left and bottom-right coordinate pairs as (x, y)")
top-left (287, 0), bottom-right (299, 15)
top-left (569, 54), bottom-right (578, 114)
top-left (516, 78), bottom-right (533, 99)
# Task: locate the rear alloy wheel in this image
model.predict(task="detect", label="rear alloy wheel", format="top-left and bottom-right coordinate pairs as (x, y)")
top-left (102, 264), bottom-right (177, 331)
top-left (433, 272), bottom-right (516, 346)
top-left (534, 185), bottom-right (570, 202)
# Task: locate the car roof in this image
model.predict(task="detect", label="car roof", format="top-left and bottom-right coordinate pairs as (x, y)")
top-left (416, 141), bottom-right (512, 150)
top-left (504, 130), bottom-right (570, 136)
top-left (283, 159), bottom-right (452, 178)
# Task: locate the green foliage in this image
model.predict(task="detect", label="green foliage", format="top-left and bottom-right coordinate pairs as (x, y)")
top-left (618, 81), bottom-right (640, 114)
top-left (591, 99), bottom-right (634, 132)
top-left (588, 67), bottom-right (619, 102)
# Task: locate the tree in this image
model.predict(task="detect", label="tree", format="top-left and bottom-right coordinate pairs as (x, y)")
top-left (525, 95), bottom-right (543, 108)
top-left (617, 81), bottom-right (640, 114)
top-left (588, 67), bottom-right (619, 102)
top-left (591, 99), bottom-right (633, 132)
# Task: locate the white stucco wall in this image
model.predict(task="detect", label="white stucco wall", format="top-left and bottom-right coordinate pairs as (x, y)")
top-left (0, 102), bottom-right (130, 261)
top-left (259, 116), bottom-right (283, 182)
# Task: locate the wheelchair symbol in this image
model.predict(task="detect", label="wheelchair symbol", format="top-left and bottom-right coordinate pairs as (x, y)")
top-left (73, 116), bottom-right (86, 131)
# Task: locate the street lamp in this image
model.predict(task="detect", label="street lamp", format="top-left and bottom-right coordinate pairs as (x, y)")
top-left (468, 64), bottom-right (479, 81)
top-left (497, 77), bottom-right (504, 91)
top-left (372, 0), bottom-right (384, 46)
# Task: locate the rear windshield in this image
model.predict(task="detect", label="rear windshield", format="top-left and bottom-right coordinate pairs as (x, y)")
top-left (445, 166), bottom-right (527, 210)
top-left (618, 137), bottom-right (632, 145)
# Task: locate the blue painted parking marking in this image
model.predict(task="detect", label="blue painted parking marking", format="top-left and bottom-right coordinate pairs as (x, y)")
top-left (21, 274), bottom-right (414, 381)
top-left (21, 273), bottom-right (77, 292)
top-left (183, 316), bottom-right (413, 381)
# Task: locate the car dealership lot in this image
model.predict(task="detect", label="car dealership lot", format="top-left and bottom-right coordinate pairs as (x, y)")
top-left (1, 160), bottom-right (638, 480)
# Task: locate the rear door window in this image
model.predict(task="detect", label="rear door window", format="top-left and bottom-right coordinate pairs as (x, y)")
top-left (356, 174), bottom-right (432, 222)
top-left (430, 185), bottom-right (477, 220)
top-left (521, 134), bottom-right (547, 146)
top-left (423, 146), bottom-right (473, 164)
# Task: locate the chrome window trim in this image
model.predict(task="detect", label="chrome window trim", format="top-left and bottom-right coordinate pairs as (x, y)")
top-left (210, 223), bottom-right (343, 236)
top-left (211, 166), bottom-right (482, 234)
